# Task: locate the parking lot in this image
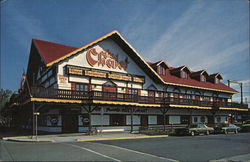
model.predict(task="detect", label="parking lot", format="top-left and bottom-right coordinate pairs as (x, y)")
top-left (1, 133), bottom-right (250, 161)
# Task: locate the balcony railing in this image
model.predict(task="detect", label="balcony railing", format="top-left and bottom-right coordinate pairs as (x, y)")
top-left (10, 87), bottom-right (248, 109)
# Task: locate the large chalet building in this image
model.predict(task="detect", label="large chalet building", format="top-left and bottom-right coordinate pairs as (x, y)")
top-left (6, 31), bottom-right (248, 133)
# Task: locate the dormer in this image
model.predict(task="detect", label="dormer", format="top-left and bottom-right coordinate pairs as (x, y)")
top-left (170, 65), bottom-right (191, 79)
top-left (208, 73), bottom-right (223, 84)
top-left (190, 70), bottom-right (209, 82)
top-left (150, 60), bottom-right (169, 76)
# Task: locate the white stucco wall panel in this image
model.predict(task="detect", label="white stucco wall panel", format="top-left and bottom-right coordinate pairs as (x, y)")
top-left (69, 76), bottom-right (89, 84)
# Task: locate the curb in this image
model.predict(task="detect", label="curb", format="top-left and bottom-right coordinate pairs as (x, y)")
top-left (76, 135), bottom-right (168, 142)
top-left (4, 138), bottom-right (54, 143)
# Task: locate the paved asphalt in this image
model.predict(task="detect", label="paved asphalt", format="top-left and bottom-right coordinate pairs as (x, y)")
top-left (1, 133), bottom-right (250, 161)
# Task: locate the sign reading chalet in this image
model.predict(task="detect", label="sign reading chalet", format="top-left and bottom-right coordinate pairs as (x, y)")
top-left (86, 48), bottom-right (129, 70)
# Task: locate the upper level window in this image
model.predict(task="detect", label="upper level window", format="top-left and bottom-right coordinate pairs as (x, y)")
top-left (215, 78), bottom-right (219, 84)
top-left (181, 71), bottom-right (188, 79)
top-left (201, 75), bottom-right (206, 82)
top-left (128, 89), bottom-right (138, 94)
top-left (72, 83), bottom-right (88, 91)
top-left (158, 66), bottom-right (165, 75)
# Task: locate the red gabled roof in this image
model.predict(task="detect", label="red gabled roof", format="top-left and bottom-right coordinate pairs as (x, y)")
top-left (147, 62), bottom-right (153, 65)
top-left (159, 71), bottom-right (237, 93)
top-left (32, 39), bottom-right (77, 65)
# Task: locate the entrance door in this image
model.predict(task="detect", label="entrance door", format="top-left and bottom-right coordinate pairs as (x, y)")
top-left (181, 115), bottom-right (190, 124)
top-left (141, 115), bottom-right (148, 126)
top-left (110, 114), bottom-right (125, 126)
top-left (62, 114), bottom-right (78, 133)
top-left (207, 116), bottom-right (214, 125)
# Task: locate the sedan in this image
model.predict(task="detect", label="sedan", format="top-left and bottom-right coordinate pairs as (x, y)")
top-left (214, 124), bottom-right (240, 134)
top-left (175, 124), bottom-right (214, 136)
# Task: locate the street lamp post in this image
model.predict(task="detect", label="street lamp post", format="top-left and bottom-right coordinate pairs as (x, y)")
top-left (33, 112), bottom-right (40, 140)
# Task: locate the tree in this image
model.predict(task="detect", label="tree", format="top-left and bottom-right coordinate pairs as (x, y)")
top-left (0, 89), bottom-right (13, 129)
top-left (0, 88), bottom-right (13, 112)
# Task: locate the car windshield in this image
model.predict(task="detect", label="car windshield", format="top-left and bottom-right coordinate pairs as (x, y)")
top-left (229, 124), bottom-right (236, 127)
top-left (198, 124), bottom-right (206, 128)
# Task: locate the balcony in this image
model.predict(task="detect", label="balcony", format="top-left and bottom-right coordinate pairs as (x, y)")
top-left (10, 87), bottom-right (249, 110)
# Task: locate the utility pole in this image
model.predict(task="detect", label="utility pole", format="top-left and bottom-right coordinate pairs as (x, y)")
top-left (227, 80), bottom-right (243, 104)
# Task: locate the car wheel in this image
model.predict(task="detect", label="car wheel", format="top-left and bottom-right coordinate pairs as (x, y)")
top-left (191, 131), bottom-right (195, 136)
top-left (206, 131), bottom-right (210, 135)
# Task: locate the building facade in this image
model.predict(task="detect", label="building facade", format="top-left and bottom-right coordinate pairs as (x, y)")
top-left (6, 31), bottom-right (249, 133)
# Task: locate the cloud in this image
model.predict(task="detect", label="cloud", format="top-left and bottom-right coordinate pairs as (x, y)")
top-left (145, 2), bottom-right (206, 61)
top-left (190, 41), bottom-right (249, 72)
top-left (239, 79), bottom-right (250, 85)
top-left (141, 0), bottom-right (249, 78)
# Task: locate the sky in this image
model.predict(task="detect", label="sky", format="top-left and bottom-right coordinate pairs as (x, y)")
top-left (0, 0), bottom-right (249, 103)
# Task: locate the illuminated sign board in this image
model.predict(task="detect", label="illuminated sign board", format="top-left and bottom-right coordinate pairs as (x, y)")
top-left (68, 68), bottom-right (83, 75)
top-left (84, 70), bottom-right (106, 78)
top-left (133, 77), bottom-right (144, 83)
top-left (108, 74), bottom-right (132, 81)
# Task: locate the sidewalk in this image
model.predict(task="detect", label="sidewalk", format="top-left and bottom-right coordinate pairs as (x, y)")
top-left (2, 132), bottom-right (168, 143)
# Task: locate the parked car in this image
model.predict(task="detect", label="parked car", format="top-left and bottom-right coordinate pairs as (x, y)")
top-left (175, 124), bottom-right (214, 136)
top-left (240, 120), bottom-right (250, 132)
top-left (214, 124), bottom-right (240, 134)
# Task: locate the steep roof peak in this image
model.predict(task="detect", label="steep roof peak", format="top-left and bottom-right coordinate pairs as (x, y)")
top-left (32, 39), bottom-right (77, 65)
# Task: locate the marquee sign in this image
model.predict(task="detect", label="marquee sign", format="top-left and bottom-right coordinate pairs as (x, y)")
top-left (133, 77), bottom-right (144, 83)
top-left (66, 66), bottom-right (144, 83)
top-left (68, 68), bottom-right (83, 75)
top-left (84, 70), bottom-right (106, 78)
top-left (108, 73), bottom-right (132, 81)
top-left (86, 48), bottom-right (129, 70)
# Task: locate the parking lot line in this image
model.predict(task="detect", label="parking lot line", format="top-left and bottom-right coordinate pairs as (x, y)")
top-left (90, 142), bottom-right (179, 162)
top-left (63, 143), bottom-right (121, 162)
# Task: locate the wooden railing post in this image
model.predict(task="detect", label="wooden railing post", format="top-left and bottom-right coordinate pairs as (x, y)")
top-left (130, 107), bottom-right (134, 133)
